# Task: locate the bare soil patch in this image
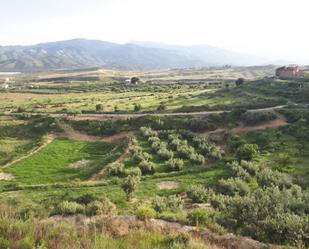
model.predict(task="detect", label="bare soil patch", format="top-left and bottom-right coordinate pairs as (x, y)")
top-left (69, 159), bottom-right (91, 169)
top-left (0, 172), bottom-right (15, 180)
top-left (157, 181), bottom-right (180, 189)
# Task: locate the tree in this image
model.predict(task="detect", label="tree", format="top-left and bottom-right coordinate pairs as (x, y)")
top-left (122, 175), bottom-right (140, 201)
top-left (95, 103), bottom-right (104, 112)
top-left (236, 143), bottom-right (259, 161)
top-left (157, 102), bottom-right (166, 111)
top-left (235, 78), bottom-right (245, 86)
top-left (133, 103), bottom-right (141, 112)
top-left (131, 77), bottom-right (140, 84)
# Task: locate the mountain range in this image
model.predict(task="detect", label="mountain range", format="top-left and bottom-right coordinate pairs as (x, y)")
top-left (0, 39), bottom-right (268, 72)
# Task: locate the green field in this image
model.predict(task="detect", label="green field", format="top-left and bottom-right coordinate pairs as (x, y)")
top-left (4, 139), bottom-right (124, 184)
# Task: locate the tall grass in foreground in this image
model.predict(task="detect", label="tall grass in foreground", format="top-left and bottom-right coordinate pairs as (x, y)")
top-left (0, 203), bottom-right (208, 249)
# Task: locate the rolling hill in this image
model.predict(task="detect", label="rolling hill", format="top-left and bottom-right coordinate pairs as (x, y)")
top-left (0, 39), bottom-right (266, 72)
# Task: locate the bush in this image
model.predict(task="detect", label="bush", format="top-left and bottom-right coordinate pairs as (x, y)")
top-left (107, 163), bottom-right (124, 176)
top-left (165, 233), bottom-right (190, 247)
top-left (133, 151), bottom-right (152, 163)
top-left (167, 158), bottom-right (184, 171)
top-left (140, 127), bottom-right (158, 137)
top-left (122, 175), bottom-right (140, 200)
top-left (53, 201), bottom-right (84, 216)
top-left (241, 111), bottom-right (276, 125)
top-left (152, 195), bottom-right (183, 213)
top-left (177, 145), bottom-right (195, 159)
top-left (236, 144), bottom-right (259, 161)
top-left (256, 168), bottom-right (292, 189)
top-left (138, 160), bottom-right (155, 175)
top-left (75, 193), bottom-right (98, 205)
top-left (85, 198), bottom-right (116, 216)
top-left (136, 206), bottom-right (156, 220)
top-left (189, 153), bottom-right (205, 165)
top-left (157, 148), bottom-right (174, 160)
top-left (189, 208), bottom-right (210, 226)
top-left (187, 185), bottom-right (214, 203)
top-left (0, 237), bottom-right (10, 249)
top-left (228, 161), bottom-right (251, 182)
top-left (217, 178), bottom-right (250, 196)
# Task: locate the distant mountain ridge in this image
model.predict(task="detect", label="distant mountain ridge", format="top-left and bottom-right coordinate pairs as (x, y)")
top-left (0, 39), bottom-right (266, 72)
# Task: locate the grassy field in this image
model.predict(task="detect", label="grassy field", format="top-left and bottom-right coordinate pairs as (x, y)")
top-left (4, 138), bottom-right (124, 184)
top-left (0, 116), bottom-right (55, 166)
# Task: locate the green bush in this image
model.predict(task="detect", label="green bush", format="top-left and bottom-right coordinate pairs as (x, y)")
top-left (241, 111), bottom-right (276, 125)
top-left (167, 158), bottom-right (184, 171)
top-left (85, 198), bottom-right (116, 216)
top-left (136, 206), bottom-right (156, 220)
top-left (107, 163), bottom-right (124, 176)
top-left (217, 178), bottom-right (250, 196)
top-left (157, 148), bottom-right (174, 160)
top-left (189, 209), bottom-right (210, 226)
top-left (189, 153), bottom-right (205, 165)
top-left (165, 233), bottom-right (190, 247)
top-left (236, 143), bottom-right (259, 161)
top-left (187, 185), bottom-right (214, 203)
top-left (53, 201), bottom-right (84, 216)
top-left (0, 237), bottom-right (10, 249)
top-left (152, 195), bottom-right (183, 213)
top-left (139, 160), bottom-right (155, 175)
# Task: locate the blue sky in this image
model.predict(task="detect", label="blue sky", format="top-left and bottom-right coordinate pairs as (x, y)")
top-left (1, 0), bottom-right (309, 63)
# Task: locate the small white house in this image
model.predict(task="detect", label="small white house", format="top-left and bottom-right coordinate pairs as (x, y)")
top-left (124, 78), bottom-right (131, 84)
top-left (0, 84), bottom-right (9, 89)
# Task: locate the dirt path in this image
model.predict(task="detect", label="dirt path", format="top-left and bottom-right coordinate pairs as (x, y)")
top-left (200, 111), bottom-right (288, 138)
top-left (1, 134), bottom-right (56, 170)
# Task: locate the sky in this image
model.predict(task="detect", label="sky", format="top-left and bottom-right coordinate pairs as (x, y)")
top-left (1, 0), bottom-right (309, 63)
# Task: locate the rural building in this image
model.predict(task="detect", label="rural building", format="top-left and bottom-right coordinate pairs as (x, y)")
top-left (0, 83), bottom-right (9, 89)
top-left (276, 66), bottom-right (304, 79)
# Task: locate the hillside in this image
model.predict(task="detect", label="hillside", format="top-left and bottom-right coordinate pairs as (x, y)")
top-left (0, 39), bottom-right (266, 72)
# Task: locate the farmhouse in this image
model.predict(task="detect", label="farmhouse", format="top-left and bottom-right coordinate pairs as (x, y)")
top-left (275, 66), bottom-right (304, 79)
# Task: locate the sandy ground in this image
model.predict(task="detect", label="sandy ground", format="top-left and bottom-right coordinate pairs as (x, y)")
top-left (157, 181), bottom-right (180, 189)
top-left (0, 172), bottom-right (15, 180)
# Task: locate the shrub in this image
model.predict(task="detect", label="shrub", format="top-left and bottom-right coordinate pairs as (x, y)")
top-left (152, 195), bottom-right (183, 213)
top-left (187, 185), bottom-right (214, 203)
top-left (189, 208), bottom-right (210, 226)
top-left (177, 145), bottom-right (195, 159)
top-left (136, 206), bottom-right (156, 220)
top-left (0, 237), bottom-right (10, 249)
top-left (140, 127), bottom-right (158, 137)
top-left (139, 160), bottom-right (155, 175)
top-left (208, 146), bottom-right (224, 160)
top-left (165, 233), bottom-right (190, 247)
top-left (189, 153), bottom-right (205, 165)
top-left (85, 198), bottom-right (116, 216)
top-left (217, 178), bottom-right (250, 196)
top-left (167, 158), bottom-right (184, 171)
top-left (107, 163), bottom-right (124, 176)
top-left (157, 148), bottom-right (174, 160)
top-left (133, 151), bottom-right (152, 162)
top-left (256, 168), bottom-right (292, 189)
top-left (53, 201), bottom-right (84, 216)
top-left (241, 111), bottom-right (276, 125)
top-left (75, 193), bottom-right (98, 205)
top-left (122, 175), bottom-right (140, 200)
top-left (228, 161), bottom-right (251, 182)
top-left (236, 143), bottom-right (259, 161)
